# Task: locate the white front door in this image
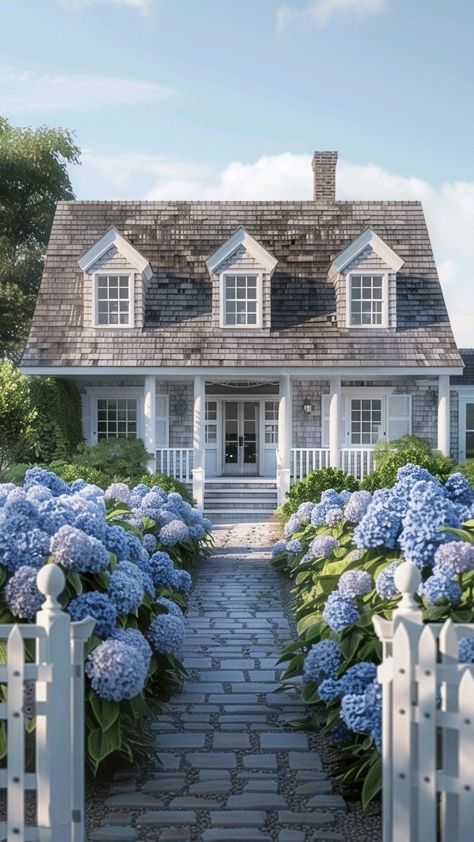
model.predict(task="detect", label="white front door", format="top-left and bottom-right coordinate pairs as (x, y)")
top-left (222, 401), bottom-right (259, 475)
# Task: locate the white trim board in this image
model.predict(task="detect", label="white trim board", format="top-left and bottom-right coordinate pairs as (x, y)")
top-left (78, 227), bottom-right (153, 282)
top-left (206, 227), bottom-right (278, 276)
top-left (22, 366), bottom-right (464, 377)
top-left (328, 228), bottom-right (404, 280)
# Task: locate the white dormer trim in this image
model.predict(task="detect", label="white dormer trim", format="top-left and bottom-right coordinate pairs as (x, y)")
top-left (328, 228), bottom-right (404, 280)
top-left (206, 227), bottom-right (278, 276)
top-left (78, 227), bottom-right (153, 281)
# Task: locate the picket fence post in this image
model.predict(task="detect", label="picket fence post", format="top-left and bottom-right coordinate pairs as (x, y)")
top-left (373, 560), bottom-right (474, 842)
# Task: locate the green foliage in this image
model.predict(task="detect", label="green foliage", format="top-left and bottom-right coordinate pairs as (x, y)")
top-left (72, 439), bottom-right (150, 484)
top-left (138, 472), bottom-right (194, 504)
top-left (361, 435), bottom-right (455, 492)
top-left (48, 460), bottom-right (110, 488)
top-left (459, 460), bottom-right (474, 488)
top-left (282, 468), bottom-right (359, 516)
top-left (0, 361), bottom-right (37, 468)
top-left (28, 377), bottom-right (83, 463)
top-left (0, 115), bottom-right (80, 358)
top-left (0, 463), bottom-right (33, 484)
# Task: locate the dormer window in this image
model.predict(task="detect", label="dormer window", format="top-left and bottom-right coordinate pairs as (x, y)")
top-left (221, 273), bottom-right (262, 328)
top-left (348, 274), bottom-right (387, 327)
top-left (95, 274), bottom-right (133, 326)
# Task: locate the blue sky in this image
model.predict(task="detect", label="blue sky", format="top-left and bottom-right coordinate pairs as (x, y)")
top-left (2, 0), bottom-right (474, 344)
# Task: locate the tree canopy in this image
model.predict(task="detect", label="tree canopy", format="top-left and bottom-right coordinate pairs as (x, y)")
top-left (0, 116), bottom-right (80, 359)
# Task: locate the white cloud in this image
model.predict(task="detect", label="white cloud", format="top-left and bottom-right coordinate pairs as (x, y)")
top-left (0, 71), bottom-right (174, 112)
top-left (59, 0), bottom-right (157, 11)
top-left (75, 150), bottom-right (474, 347)
top-left (277, 0), bottom-right (386, 31)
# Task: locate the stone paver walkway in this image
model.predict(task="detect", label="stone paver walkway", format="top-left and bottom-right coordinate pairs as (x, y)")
top-left (90, 522), bottom-right (346, 842)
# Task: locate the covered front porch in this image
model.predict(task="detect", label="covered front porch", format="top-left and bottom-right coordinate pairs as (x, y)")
top-left (138, 371), bottom-right (452, 509)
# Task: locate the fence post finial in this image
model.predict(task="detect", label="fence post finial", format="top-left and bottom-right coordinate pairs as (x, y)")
top-left (36, 564), bottom-right (65, 611)
top-left (394, 560), bottom-right (422, 614)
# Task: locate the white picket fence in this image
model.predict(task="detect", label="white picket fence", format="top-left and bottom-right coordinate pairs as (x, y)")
top-left (0, 565), bottom-right (95, 842)
top-left (374, 561), bottom-right (474, 842)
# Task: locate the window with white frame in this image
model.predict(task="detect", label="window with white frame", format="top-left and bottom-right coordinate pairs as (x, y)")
top-left (350, 398), bottom-right (382, 445)
top-left (205, 401), bottom-right (218, 444)
top-left (264, 401), bottom-right (279, 444)
top-left (97, 398), bottom-right (137, 440)
top-left (222, 274), bottom-right (259, 327)
top-left (349, 274), bottom-right (384, 326)
top-left (96, 274), bottom-right (131, 326)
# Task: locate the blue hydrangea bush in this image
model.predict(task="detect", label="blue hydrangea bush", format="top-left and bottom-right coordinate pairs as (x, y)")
top-left (0, 468), bottom-right (212, 772)
top-left (270, 465), bottom-right (474, 806)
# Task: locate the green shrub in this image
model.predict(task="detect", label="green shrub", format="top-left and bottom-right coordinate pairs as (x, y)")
top-left (28, 377), bottom-right (83, 463)
top-left (72, 439), bottom-right (150, 483)
top-left (282, 468), bottom-right (359, 516)
top-left (0, 463), bottom-right (34, 484)
top-left (458, 459), bottom-right (474, 488)
top-left (361, 435), bottom-right (455, 492)
top-left (47, 460), bottom-right (110, 488)
top-left (0, 362), bottom-right (37, 469)
top-left (138, 472), bottom-right (194, 504)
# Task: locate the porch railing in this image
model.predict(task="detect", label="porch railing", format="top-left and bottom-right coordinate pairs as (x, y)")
top-left (341, 447), bottom-right (375, 481)
top-left (156, 448), bottom-right (194, 482)
top-left (290, 448), bottom-right (330, 481)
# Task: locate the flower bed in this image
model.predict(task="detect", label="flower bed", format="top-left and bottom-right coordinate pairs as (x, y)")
top-left (271, 465), bottom-right (474, 805)
top-left (0, 468), bottom-right (212, 772)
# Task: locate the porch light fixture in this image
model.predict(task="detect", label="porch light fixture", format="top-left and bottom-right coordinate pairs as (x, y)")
top-left (303, 398), bottom-right (313, 415)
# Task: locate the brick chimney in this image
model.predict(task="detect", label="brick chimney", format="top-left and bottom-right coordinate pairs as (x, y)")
top-left (312, 151), bottom-right (338, 202)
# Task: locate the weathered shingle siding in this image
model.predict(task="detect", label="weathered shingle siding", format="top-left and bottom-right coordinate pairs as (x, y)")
top-left (23, 199), bottom-right (461, 369)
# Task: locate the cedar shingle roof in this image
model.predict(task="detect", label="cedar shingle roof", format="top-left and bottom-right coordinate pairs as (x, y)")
top-left (22, 199), bottom-right (462, 369)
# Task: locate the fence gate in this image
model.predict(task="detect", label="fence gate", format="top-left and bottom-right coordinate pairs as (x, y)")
top-left (374, 561), bottom-right (474, 842)
top-left (0, 565), bottom-right (95, 842)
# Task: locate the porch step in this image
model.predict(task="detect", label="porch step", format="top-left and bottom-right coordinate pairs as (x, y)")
top-left (204, 480), bottom-right (277, 523)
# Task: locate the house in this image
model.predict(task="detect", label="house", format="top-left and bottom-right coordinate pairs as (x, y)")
top-left (22, 151), bottom-right (469, 518)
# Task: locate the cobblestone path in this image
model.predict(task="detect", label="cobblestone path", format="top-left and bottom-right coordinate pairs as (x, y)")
top-left (90, 523), bottom-right (346, 842)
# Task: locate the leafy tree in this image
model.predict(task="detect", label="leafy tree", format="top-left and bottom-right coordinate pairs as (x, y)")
top-left (0, 361), bottom-right (37, 469)
top-left (0, 116), bottom-right (80, 359)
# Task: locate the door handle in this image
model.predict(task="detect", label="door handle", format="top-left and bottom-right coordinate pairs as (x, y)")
top-left (239, 436), bottom-right (244, 447)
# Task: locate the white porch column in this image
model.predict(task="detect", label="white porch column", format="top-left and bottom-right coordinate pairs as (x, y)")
top-left (329, 375), bottom-right (341, 469)
top-left (144, 375), bottom-right (156, 472)
top-left (192, 375), bottom-right (206, 510)
top-left (437, 374), bottom-right (450, 457)
top-left (277, 373), bottom-right (292, 506)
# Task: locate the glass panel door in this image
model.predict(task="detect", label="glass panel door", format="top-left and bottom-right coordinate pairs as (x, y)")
top-left (222, 402), bottom-right (259, 475)
top-left (466, 403), bottom-right (474, 459)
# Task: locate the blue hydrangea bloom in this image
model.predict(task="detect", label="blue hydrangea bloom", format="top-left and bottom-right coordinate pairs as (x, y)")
top-left (157, 596), bottom-right (185, 620)
top-left (142, 534), bottom-right (158, 554)
top-left (286, 539), bottom-right (302, 555)
top-left (159, 520), bottom-right (190, 546)
top-left (330, 722), bottom-right (353, 744)
top-left (50, 525), bottom-right (109, 573)
top-left (354, 492), bottom-right (403, 551)
top-left (445, 473), bottom-right (474, 509)
top-left (303, 639), bottom-right (342, 685)
top-left (104, 483), bottom-right (131, 505)
top-left (396, 464), bottom-right (438, 486)
top-left (103, 525), bottom-right (130, 561)
top-left (375, 562), bottom-right (400, 600)
top-left (344, 491), bottom-right (373, 524)
top-left (24, 467), bottom-right (69, 497)
top-left (26, 484), bottom-right (53, 504)
top-left (85, 639), bottom-right (147, 701)
top-left (339, 662), bottom-right (377, 695)
top-left (322, 591), bottom-right (360, 633)
top-left (399, 480), bottom-right (460, 568)
top-left (311, 503), bottom-right (330, 528)
top-left (0, 483), bottom-right (17, 505)
top-left (296, 501), bottom-right (315, 523)
top-left (272, 540), bottom-right (288, 558)
top-left (0, 527), bottom-right (50, 573)
top-left (4, 489), bottom-right (38, 524)
top-left (419, 574), bottom-right (462, 605)
top-left (111, 628), bottom-right (152, 669)
top-left (321, 489), bottom-right (344, 508)
top-left (148, 551), bottom-right (176, 587)
top-left (338, 569), bottom-right (372, 599)
top-left (284, 514), bottom-right (302, 537)
top-left (318, 678), bottom-right (343, 701)
top-left (173, 569), bottom-right (192, 594)
top-left (69, 479), bottom-right (88, 492)
top-left (459, 636), bottom-right (474, 663)
top-left (68, 592), bottom-right (118, 638)
top-left (108, 561), bottom-right (144, 614)
top-left (5, 565), bottom-right (43, 619)
top-left (434, 542), bottom-right (474, 575)
top-left (148, 613), bottom-right (185, 654)
top-left (189, 524), bottom-right (206, 540)
top-left (310, 535), bottom-right (339, 559)
top-left (341, 679), bottom-right (382, 749)
top-left (202, 517), bottom-right (213, 533)
top-left (325, 507), bottom-right (344, 527)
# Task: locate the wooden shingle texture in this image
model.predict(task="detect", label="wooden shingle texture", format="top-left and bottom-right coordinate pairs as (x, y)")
top-left (22, 200), bottom-right (462, 369)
